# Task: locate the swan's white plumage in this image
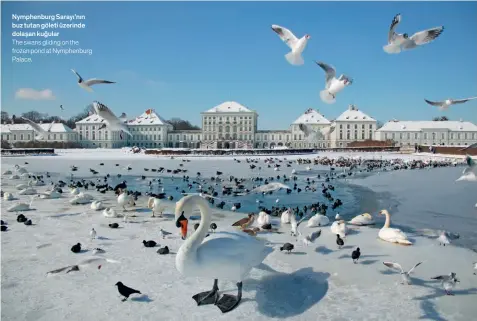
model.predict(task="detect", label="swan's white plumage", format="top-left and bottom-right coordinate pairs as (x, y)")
top-left (175, 195), bottom-right (273, 282)
top-left (7, 203), bottom-right (31, 212)
top-left (378, 210), bottom-right (412, 245)
top-left (307, 214), bottom-right (330, 227)
top-left (330, 220), bottom-right (347, 237)
top-left (103, 208), bottom-right (118, 218)
top-left (281, 208), bottom-right (292, 224)
top-left (18, 187), bottom-right (38, 195)
top-left (91, 200), bottom-right (104, 211)
top-left (349, 213), bottom-right (375, 226)
top-left (257, 211), bottom-right (271, 226)
top-left (3, 192), bottom-right (14, 201)
top-left (39, 190), bottom-right (61, 199)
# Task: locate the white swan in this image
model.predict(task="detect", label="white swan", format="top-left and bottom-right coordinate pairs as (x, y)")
top-left (9, 174), bottom-right (20, 179)
top-left (18, 187), bottom-right (38, 195)
top-left (70, 188), bottom-right (80, 196)
top-left (91, 200), bottom-right (104, 211)
top-left (70, 192), bottom-right (94, 205)
top-left (330, 220), bottom-right (347, 238)
top-left (174, 195), bottom-right (273, 313)
top-left (39, 190), bottom-right (61, 199)
top-left (349, 213), bottom-right (375, 226)
top-left (103, 207), bottom-right (118, 218)
top-left (16, 181), bottom-right (32, 190)
top-left (15, 166), bottom-right (28, 174)
top-left (7, 196), bottom-right (36, 212)
top-left (3, 192), bottom-right (14, 201)
top-left (118, 190), bottom-right (135, 211)
top-left (148, 197), bottom-right (165, 217)
top-left (256, 211), bottom-right (271, 226)
top-left (30, 180), bottom-right (45, 186)
top-left (306, 166), bottom-right (312, 171)
top-left (281, 208), bottom-right (292, 224)
top-left (2, 170), bottom-right (12, 175)
top-left (307, 214), bottom-right (330, 227)
top-left (378, 210), bottom-right (412, 245)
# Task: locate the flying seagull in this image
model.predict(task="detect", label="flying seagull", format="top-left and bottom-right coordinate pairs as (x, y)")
top-left (90, 101), bottom-right (132, 137)
top-left (299, 124), bottom-right (336, 143)
top-left (71, 69), bottom-right (116, 92)
top-left (236, 182), bottom-right (291, 196)
top-left (21, 117), bottom-right (55, 140)
top-left (383, 13), bottom-right (444, 54)
top-left (46, 257), bottom-right (120, 275)
top-left (60, 105), bottom-right (64, 111)
top-left (424, 97), bottom-right (477, 110)
top-left (315, 61), bottom-right (352, 104)
top-left (271, 24), bottom-right (310, 66)
top-left (383, 261), bottom-right (423, 285)
top-left (456, 155), bottom-right (476, 182)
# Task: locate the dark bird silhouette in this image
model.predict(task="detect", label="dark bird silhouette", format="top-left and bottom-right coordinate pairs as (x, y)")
top-left (115, 282), bottom-right (141, 301)
top-left (1, 225), bottom-right (8, 232)
top-left (210, 223), bottom-right (217, 232)
top-left (336, 234), bottom-right (344, 249)
top-left (109, 223), bottom-right (119, 228)
top-left (24, 219), bottom-right (32, 226)
top-left (143, 240), bottom-right (157, 248)
top-left (157, 246), bottom-right (169, 255)
top-left (71, 243), bottom-right (81, 253)
top-left (280, 243), bottom-right (294, 254)
top-left (352, 247), bottom-right (361, 263)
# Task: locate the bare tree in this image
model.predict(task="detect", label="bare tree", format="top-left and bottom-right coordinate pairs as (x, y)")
top-left (166, 118), bottom-right (200, 130)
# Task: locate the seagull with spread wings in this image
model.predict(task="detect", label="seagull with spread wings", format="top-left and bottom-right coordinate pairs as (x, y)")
top-left (271, 24), bottom-right (310, 66)
top-left (21, 117), bottom-right (55, 140)
top-left (383, 261), bottom-right (423, 285)
top-left (71, 69), bottom-right (116, 92)
top-left (90, 101), bottom-right (132, 137)
top-left (424, 96), bottom-right (477, 110)
top-left (299, 124), bottom-right (336, 143)
top-left (383, 13), bottom-right (444, 54)
top-left (315, 61), bottom-right (353, 104)
top-left (456, 155), bottom-right (477, 182)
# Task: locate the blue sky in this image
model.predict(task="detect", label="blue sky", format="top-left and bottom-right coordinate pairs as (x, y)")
top-left (1, 1), bottom-right (477, 129)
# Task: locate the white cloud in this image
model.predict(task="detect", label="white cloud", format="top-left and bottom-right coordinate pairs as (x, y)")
top-left (15, 88), bottom-right (56, 100)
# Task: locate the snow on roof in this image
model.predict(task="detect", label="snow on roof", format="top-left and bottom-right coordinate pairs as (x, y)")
top-left (336, 105), bottom-right (376, 122)
top-left (76, 115), bottom-right (106, 124)
top-left (0, 122), bottom-right (74, 133)
top-left (127, 109), bottom-right (168, 126)
top-left (292, 108), bottom-right (331, 125)
top-left (39, 123), bottom-right (74, 133)
top-left (204, 101), bottom-right (254, 113)
top-left (377, 120), bottom-right (477, 132)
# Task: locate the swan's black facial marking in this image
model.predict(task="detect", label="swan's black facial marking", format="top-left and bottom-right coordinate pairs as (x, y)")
top-left (176, 211), bottom-right (187, 228)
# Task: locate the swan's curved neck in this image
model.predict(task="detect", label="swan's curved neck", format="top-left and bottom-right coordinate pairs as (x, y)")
top-left (383, 212), bottom-right (391, 228)
top-left (180, 196), bottom-right (212, 257)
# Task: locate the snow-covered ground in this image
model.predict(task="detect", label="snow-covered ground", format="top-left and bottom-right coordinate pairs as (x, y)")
top-left (1, 150), bottom-right (477, 321)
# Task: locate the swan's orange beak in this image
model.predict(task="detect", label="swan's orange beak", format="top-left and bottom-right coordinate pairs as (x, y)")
top-left (180, 219), bottom-right (188, 240)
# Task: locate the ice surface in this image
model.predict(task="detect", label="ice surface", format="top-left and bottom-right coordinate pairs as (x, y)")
top-left (1, 149), bottom-right (477, 321)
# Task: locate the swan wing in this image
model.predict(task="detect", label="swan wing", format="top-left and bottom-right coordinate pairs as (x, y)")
top-left (196, 232), bottom-right (270, 269)
top-left (408, 262), bottom-right (423, 275)
top-left (383, 261), bottom-right (404, 273)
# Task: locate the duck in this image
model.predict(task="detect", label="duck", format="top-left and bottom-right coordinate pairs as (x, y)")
top-left (174, 195), bottom-right (273, 313)
top-left (378, 210), bottom-right (412, 245)
top-left (90, 200), bottom-right (104, 211)
top-left (143, 240), bottom-right (157, 248)
top-left (256, 211), bottom-right (271, 226)
top-left (349, 213), bottom-right (375, 226)
top-left (71, 243), bottom-right (82, 253)
top-left (148, 197), bottom-right (165, 217)
top-left (330, 220), bottom-right (347, 238)
top-left (103, 207), bottom-right (118, 218)
top-left (118, 190), bottom-right (135, 211)
top-left (307, 214), bottom-right (330, 227)
top-left (281, 208), bottom-right (292, 224)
